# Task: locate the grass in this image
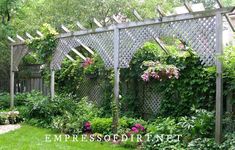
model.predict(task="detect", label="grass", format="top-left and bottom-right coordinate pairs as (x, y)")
top-left (0, 124), bottom-right (134, 150)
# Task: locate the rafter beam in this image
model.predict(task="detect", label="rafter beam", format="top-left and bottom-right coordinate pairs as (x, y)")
top-left (61, 25), bottom-right (70, 33)
top-left (184, 2), bottom-right (193, 13)
top-left (156, 5), bottom-right (166, 17)
top-left (216, 0), bottom-right (223, 8)
top-left (216, 0), bottom-right (235, 32)
top-left (36, 30), bottom-right (43, 37)
top-left (93, 18), bottom-right (103, 27)
top-left (61, 25), bottom-right (94, 55)
top-left (132, 9), bottom-right (168, 54)
top-left (60, 37), bottom-right (86, 60)
top-left (26, 32), bottom-right (34, 40)
top-left (112, 15), bottom-right (122, 24)
top-left (74, 38), bottom-right (94, 55)
top-left (133, 9), bottom-right (143, 20)
top-left (76, 21), bottom-right (86, 30)
top-left (16, 34), bottom-right (25, 42)
top-left (71, 48), bottom-right (86, 60)
top-left (7, 36), bottom-right (16, 43)
top-left (65, 54), bottom-right (75, 61)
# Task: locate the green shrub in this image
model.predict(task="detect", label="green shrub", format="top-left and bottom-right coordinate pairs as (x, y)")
top-left (0, 112), bottom-right (8, 124)
top-left (147, 117), bottom-right (178, 134)
top-left (177, 108), bottom-right (214, 140)
top-left (51, 97), bottom-right (100, 134)
top-left (0, 92), bottom-right (10, 109)
top-left (15, 92), bottom-right (30, 106)
top-left (0, 92), bottom-right (34, 110)
top-left (52, 112), bottom-right (83, 134)
top-left (91, 118), bottom-right (113, 135)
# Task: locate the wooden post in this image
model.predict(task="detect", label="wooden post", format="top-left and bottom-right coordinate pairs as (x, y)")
top-left (10, 45), bottom-right (14, 109)
top-left (113, 27), bottom-right (120, 134)
top-left (215, 12), bottom-right (223, 144)
top-left (50, 69), bottom-right (55, 99)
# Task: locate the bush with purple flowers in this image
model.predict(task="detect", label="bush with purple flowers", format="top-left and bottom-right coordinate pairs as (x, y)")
top-left (83, 121), bottom-right (91, 133)
top-left (130, 123), bottom-right (145, 134)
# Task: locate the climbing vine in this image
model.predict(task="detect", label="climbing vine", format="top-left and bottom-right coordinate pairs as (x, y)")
top-left (26, 23), bottom-right (58, 65)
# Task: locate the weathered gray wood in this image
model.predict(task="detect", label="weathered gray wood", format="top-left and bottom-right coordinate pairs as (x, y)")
top-left (10, 72), bottom-right (14, 107)
top-left (113, 27), bottom-right (120, 134)
top-left (74, 38), bottom-right (94, 55)
top-left (26, 32), bottom-right (34, 40)
top-left (184, 2), bottom-right (193, 13)
top-left (65, 54), bottom-right (75, 61)
top-left (7, 36), bottom-right (16, 43)
top-left (16, 34), bottom-right (25, 42)
top-left (61, 25), bottom-right (94, 55)
top-left (216, 0), bottom-right (235, 32)
top-left (93, 18), bottom-right (103, 27)
top-left (132, 9), bottom-right (168, 54)
top-left (215, 12), bottom-right (223, 144)
top-left (61, 25), bottom-right (70, 33)
top-left (156, 5), bottom-right (166, 17)
top-left (60, 39), bottom-right (86, 60)
top-left (36, 30), bottom-right (43, 37)
top-left (76, 21), bottom-right (86, 30)
top-left (10, 45), bottom-right (14, 109)
top-left (50, 70), bottom-right (55, 99)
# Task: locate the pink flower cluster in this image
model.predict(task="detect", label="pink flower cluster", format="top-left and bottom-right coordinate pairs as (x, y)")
top-left (131, 123), bottom-right (145, 133)
top-left (82, 58), bottom-right (93, 68)
top-left (84, 121), bottom-right (91, 131)
top-left (141, 61), bottom-right (179, 82)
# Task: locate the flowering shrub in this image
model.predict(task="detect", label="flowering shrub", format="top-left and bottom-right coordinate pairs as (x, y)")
top-left (141, 61), bottom-right (179, 81)
top-left (131, 123), bottom-right (145, 133)
top-left (83, 121), bottom-right (92, 132)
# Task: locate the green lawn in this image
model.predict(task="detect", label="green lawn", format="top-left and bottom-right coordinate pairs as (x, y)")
top-left (0, 125), bottom-right (133, 150)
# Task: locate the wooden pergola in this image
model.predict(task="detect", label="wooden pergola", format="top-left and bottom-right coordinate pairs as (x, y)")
top-left (8, 2), bottom-right (235, 143)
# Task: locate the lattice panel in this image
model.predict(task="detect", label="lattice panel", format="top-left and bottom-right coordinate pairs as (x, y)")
top-left (77, 77), bottom-right (103, 106)
top-left (50, 37), bottom-right (81, 70)
top-left (51, 31), bottom-right (114, 70)
top-left (12, 45), bottom-right (29, 71)
top-left (138, 82), bottom-right (163, 115)
top-left (119, 16), bottom-right (216, 68)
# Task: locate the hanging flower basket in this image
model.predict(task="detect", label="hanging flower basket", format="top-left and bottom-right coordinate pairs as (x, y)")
top-left (141, 61), bottom-right (180, 82)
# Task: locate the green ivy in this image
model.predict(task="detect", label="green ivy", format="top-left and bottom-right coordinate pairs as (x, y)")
top-left (26, 23), bottom-right (58, 64)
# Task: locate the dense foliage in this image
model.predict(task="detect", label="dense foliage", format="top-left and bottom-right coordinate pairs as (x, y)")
top-left (120, 42), bottom-right (218, 117)
top-left (0, 91), bottom-right (234, 149)
top-left (142, 108), bottom-right (215, 149)
top-left (26, 24), bottom-right (58, 64)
